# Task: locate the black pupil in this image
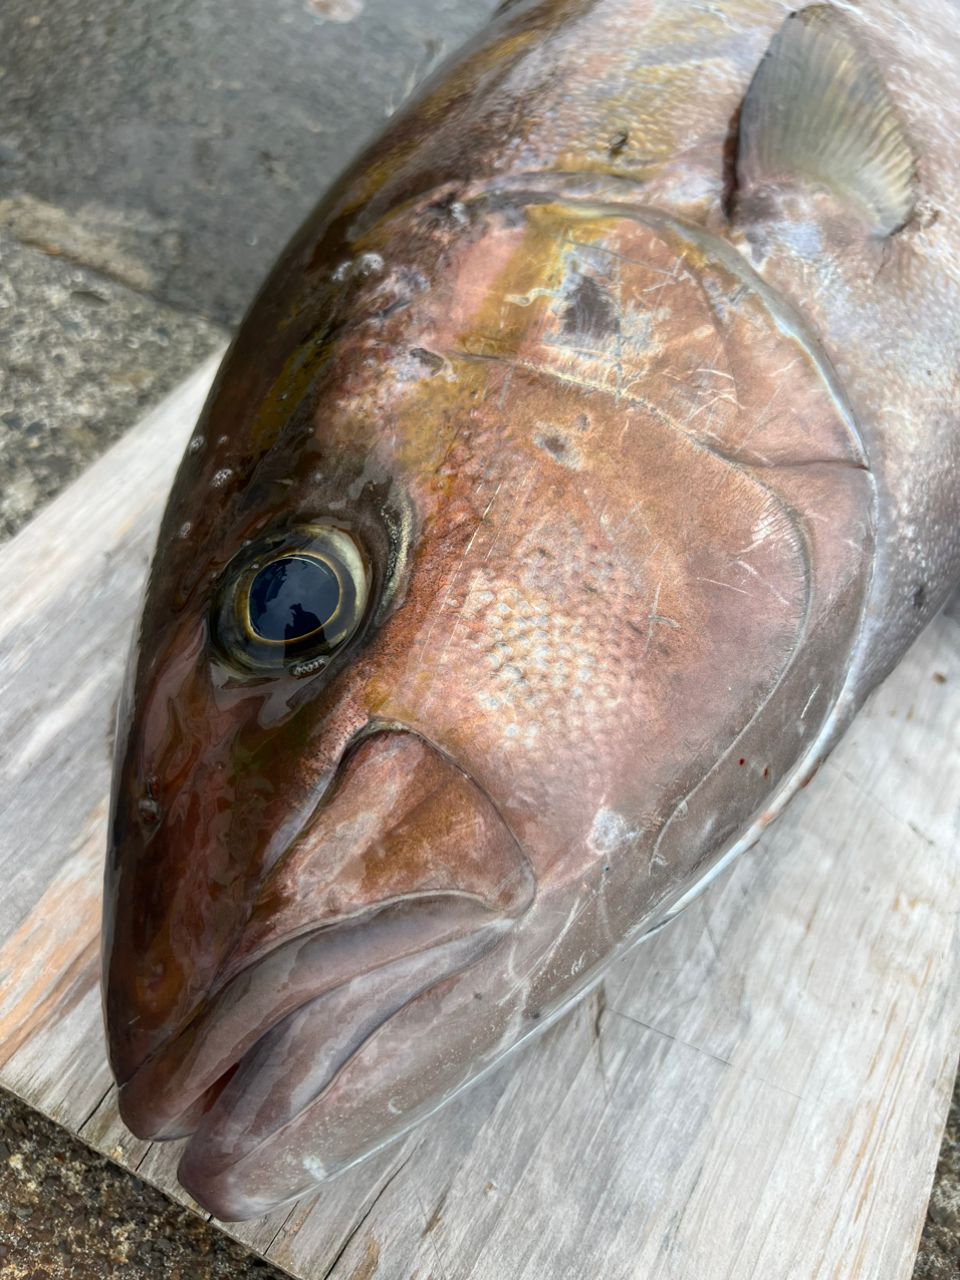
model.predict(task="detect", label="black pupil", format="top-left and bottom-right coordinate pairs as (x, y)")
top-left (247, 555), bottom-right (340, 643)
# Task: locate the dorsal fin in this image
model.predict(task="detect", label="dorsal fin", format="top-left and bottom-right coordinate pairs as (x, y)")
top-left (736, 4), bottom-right (918, 234)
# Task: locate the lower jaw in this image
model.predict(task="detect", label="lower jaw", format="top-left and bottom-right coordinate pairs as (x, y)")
top-left (121, 911), bottom-right (507, 1215)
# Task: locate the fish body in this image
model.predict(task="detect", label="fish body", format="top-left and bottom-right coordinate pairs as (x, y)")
top-left (103, 0), bottom-right (960, 1219)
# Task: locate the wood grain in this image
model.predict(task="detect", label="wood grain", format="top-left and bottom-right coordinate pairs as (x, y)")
top-left (0, 359), bottom-right (957, 1279)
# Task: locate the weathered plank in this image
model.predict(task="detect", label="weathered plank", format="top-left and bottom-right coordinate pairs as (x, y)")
top-left (0, 362), bottom-right (957, 1278)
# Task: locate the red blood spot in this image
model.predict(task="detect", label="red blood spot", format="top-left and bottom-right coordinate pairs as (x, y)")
top-left (738, 758), bottom-right (746, 767)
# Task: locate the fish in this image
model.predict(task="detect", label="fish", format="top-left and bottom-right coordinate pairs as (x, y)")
top-left (102, 0), bottom-right (960, 1220)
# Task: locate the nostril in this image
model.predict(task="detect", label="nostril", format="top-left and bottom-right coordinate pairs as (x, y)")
top-left (136, 774), bottom-right (163, 827)
top-left (137, 796), bottom-right (162, 826)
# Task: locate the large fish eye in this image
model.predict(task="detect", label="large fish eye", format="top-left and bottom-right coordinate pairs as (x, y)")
top-left (214, 525), bottom-right (369, 674)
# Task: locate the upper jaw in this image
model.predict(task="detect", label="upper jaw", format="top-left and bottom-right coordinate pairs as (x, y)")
top-left (214, 726), bottom-right (536, 985)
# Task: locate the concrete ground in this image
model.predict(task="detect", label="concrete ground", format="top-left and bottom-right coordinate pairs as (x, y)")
top-left (0, 0), bottom-right (956, 1275)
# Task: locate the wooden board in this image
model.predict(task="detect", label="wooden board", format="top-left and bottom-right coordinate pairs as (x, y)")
top-left (0, 358), bottom-right (958, 1279)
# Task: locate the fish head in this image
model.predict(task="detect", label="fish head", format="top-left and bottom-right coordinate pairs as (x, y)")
top-left (104, 189), bottom-right (871, 1217)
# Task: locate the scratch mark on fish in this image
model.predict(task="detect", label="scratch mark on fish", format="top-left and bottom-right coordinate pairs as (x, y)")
top-left (734, 558), bottom-right (791, 606)
top-left (698, 576), bottom-right (750, 596)
top-left (800, 684), bottom-right (821, 719)
top-left (644, 582), bottom-right (680, 654)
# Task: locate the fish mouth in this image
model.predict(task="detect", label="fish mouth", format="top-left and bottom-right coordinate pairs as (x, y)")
top-left (115, 728), bottom-right (534, 1218)
top-left (119, 892), bottom-right (508, 1214)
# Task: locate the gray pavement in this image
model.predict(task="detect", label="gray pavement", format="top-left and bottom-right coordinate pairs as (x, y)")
top-left (0, 1092), bottom-right (280, 1280)
top-left (0, 0), bottom-right (956, 1275)
top-left (0, 0), bottom-right (487, 324)
top-left (0, 233), bottom-right (223, 538)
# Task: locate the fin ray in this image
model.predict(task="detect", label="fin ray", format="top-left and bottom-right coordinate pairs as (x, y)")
top-left (736, 4), bottom-right (917, 234)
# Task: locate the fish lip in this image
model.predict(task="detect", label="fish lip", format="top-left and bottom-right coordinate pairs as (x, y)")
top-left (217, 886), bottom-right (508, 986)
top-left (117, 892), bottom-right (511, 1143)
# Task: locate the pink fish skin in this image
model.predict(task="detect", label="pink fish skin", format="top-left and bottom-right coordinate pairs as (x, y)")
top-left (102, 0), bottom-right (960, 1219)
